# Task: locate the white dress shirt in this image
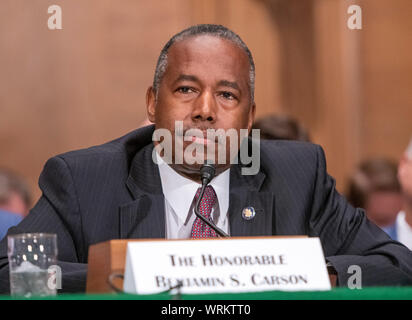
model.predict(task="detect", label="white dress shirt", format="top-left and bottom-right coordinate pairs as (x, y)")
top-left (156, 152), bottom-right (230, 239)
top-left (396, 211), bottom-right (412, 250)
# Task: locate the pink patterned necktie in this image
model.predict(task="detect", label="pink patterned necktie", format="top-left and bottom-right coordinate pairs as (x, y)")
top-left (191, 186), bottom-right (217, 238)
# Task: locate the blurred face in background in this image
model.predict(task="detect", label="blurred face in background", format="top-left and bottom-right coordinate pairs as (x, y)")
top-left (0, 191), bottom-right (29, 217)
top-left (398, 155), bottom-right (412, 200)
top-left (365, 191), bottom-right (403, 227)
top-left (347, 158), bottom-right (403, 228)
top-left (0, 171), bottom-right (31, 217)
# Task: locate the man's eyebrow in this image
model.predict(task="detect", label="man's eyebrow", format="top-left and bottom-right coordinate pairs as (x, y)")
top-left (173, 75), bottom-right (240, 91)
top-left (174, 74), bottom-right (199, 84)
top-left (217, 80), bottom-right (240, 91)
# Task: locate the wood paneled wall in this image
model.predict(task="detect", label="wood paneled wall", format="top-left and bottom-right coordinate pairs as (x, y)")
top-left (261, 0), bottom-right (412, 192)
top-left (0, 0), bottom-right (411, 202)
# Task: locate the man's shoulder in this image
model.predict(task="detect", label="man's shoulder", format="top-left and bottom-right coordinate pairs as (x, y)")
top-left (54, 125), bottom-right (155, 164)
top-left (260, 139), bottom-right (321, 162)
top-left (37, 125), bottom-right (155, 188)
top-left (258, 139), bottom-right (323, 178)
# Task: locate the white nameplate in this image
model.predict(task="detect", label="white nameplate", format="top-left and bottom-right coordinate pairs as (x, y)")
top-left (123, 237), bottom-right (331, 294)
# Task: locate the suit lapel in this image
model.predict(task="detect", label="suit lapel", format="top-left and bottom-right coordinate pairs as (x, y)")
top-left (229, 164), bottom-right (275, 237)
top-left (119, 194), bottom-right (165, 239)
top-left (119, 142), bottom-right (166, 239)
top-left (118, 132), bottom-right (275, 239)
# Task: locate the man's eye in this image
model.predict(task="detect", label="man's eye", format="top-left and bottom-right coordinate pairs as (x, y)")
top-left (220, 91), bottom-right (236, 100)
top-left (176, 87), bottom-right (194, 94)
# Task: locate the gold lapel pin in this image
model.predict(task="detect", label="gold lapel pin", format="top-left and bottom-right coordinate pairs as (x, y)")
top-left (242, 207), bottom-right (256, 220)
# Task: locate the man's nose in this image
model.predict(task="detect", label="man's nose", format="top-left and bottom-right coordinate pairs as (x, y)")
top-left (191, 90), bottom-right (217, 123)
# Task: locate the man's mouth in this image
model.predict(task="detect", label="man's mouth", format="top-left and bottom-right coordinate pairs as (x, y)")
top-left (177, 128), bottom-right (219, 145)
top-left (188, 135), bottom-right (214, 145)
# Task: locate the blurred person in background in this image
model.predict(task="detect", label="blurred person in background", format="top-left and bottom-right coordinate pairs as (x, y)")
top-left (0, 210), bottom-right (22, 241)
top-left (396, 139), bottom-right (412, 249)
top-left (252, 114), bottom-right (311, 142)
top-left (0, 169), bottom-right (32, 239)
top-left (346, 158), bottom-right (403, 240)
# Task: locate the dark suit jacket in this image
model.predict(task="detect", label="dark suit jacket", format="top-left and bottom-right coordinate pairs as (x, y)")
top-left (1, 125), bottom-right (411, 293)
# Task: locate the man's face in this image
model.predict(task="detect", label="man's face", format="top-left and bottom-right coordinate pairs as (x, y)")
top-left (147, 35), bottom-right (255, 180)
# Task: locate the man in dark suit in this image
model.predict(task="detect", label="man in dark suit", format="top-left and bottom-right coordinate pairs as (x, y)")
top-left (0, 24), bottom-right (411, 293)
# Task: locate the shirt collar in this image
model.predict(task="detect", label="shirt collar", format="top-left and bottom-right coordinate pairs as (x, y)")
top-left (156, 152), bottom-right (230, 224)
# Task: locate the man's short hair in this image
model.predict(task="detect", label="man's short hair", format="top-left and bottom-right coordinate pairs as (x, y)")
top-left (346, 158), bottom-right (400, 208)
top-left (153, 24), bottom-right (255, 102)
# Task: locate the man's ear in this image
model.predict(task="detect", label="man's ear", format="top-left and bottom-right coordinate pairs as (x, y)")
top-left (146, 86), bottom-right (156, 123)
top-left (247, 102), bottom-right (256, 132)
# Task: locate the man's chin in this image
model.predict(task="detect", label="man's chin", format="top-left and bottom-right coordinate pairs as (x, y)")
top-left (170, 162), bottom-right (230, 182)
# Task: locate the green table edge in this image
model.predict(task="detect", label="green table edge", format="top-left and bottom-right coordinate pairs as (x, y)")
top-left (1, 287), bottom-right (412, 300)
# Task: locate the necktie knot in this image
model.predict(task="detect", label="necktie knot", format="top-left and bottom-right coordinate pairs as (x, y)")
top-left (194, 186), bottom-right (217, 216)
